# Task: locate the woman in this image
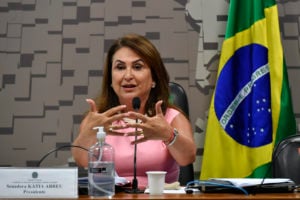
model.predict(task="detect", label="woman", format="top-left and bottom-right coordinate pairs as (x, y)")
top-left (72, 33), bottom-right (196, 188)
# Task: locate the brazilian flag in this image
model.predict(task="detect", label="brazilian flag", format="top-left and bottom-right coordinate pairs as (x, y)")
top-left (200, 0), bottom-right (296, 179)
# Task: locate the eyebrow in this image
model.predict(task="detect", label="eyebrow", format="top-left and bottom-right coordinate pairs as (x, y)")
top-left (114, 58), bottom-right (144, 64)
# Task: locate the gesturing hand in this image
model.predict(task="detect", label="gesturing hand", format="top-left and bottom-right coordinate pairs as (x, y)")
top-left (79, 99), bottom-right (129, 136)
top-left (125, 100), bottom-right (173, 144)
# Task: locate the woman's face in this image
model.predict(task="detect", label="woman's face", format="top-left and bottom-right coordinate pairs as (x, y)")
top-left (111, 47), bottom-right (154, 109)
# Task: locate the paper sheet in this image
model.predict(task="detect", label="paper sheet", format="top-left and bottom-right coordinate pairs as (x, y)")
top-left (210, 178), bottom-right (294, 187)
top-left (144, 186), bottom-right (187, 194)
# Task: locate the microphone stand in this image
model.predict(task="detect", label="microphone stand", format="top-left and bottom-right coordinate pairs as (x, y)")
top-left (125, 97), bottom-right (144, 194)
top-left (131, 119), bottom-right (143, 193)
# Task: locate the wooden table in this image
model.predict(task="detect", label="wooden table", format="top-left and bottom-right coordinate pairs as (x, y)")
top-left (1, 192), bottom-right (300, 200)
top-left (76, 192), bottom-right (300, 200)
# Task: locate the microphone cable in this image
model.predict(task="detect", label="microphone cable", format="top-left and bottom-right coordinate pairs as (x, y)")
top-left (36, 144), bottom-right (89, 167)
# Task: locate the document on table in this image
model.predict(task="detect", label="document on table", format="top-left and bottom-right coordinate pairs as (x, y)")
top-left (209, 178), bottom-right (294, 187)
top-left (144, 187), bottom-right (187, 194)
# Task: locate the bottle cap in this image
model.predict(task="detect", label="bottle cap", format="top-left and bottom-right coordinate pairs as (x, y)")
top-left (93, 126), bottom-right (106, 140)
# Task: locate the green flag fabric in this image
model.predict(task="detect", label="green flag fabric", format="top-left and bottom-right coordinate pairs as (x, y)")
top-left (200, 0), bottom-right (296, 180)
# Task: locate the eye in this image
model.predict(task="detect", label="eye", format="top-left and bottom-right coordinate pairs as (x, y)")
top-left (115, 63), bottom-right (126, 70)
top-left (133, 63), bottom-right (143, 70)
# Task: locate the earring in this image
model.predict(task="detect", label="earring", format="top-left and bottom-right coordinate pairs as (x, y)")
top-left (151, 82), bottom-right (156, 88)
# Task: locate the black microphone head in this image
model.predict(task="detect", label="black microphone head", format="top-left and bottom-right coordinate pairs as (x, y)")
top-left (132, 97), bottom-right (141, 111)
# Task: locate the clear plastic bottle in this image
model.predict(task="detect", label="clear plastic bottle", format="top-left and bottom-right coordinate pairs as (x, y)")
top-left (88, 126), bottom-right (115, 198)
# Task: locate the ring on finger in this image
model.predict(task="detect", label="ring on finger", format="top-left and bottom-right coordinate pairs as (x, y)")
top-left (137, 129), bottom-right (143, 135)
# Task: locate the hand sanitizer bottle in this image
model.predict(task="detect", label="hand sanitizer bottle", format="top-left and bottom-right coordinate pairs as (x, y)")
top-left (88, 126), bottom-right (115, 197)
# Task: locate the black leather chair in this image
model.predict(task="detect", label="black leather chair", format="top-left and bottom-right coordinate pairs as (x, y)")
top-left (169, 82), bottom-right (195, 186)
top-left (272, 134), bottom-right (300, 184)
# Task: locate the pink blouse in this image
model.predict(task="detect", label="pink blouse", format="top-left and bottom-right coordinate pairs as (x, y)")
top-left (106, 108), bottom-right (180, 188)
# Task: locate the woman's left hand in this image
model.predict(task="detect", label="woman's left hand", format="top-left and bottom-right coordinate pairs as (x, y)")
top-left (125, 100), bottom-right (173, 144)
top-left (126, 100), bottom-right (196, 166)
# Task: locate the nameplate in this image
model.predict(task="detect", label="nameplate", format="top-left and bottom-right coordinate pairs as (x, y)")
top-left (0, 167), bottom-right (78, 198)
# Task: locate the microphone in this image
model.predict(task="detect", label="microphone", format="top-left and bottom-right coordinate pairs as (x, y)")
top-left (125, 97), bottom-right (144, 193)
top-left (132, 97), bottom-right (141, 111)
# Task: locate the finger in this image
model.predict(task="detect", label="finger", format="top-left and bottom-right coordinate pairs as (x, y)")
top-left (124, 129), bottom-right (144, 136)
top-left (108, 124), bottom-right (128, 131)
top-left (104, 105), bottom-right (127, 116)
top-left (127, 112), bottom-right (148, 122)
top-left (86, 98), bottom-right (98, 112)
top-left (131, 136), bottom-right (148, 144)
top-left (155, 100), bottom-right (163, 115)
top-left (125, 122), bottom-right (144, 130)
top-left (106, 125), bottom-right (127, 135)
top-left (107, 112), bottom-right (131, 124)
top-left (107, 129), bottom-right (125, 136)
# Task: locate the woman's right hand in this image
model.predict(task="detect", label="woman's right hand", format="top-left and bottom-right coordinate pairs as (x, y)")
top-left (80, 99), bottom-right (128, 137)
top-left (72, 98), bottom-right (128, 167)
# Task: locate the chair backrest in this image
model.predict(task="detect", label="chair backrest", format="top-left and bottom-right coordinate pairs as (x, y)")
top-left (272, 134), bottom-right (300, 184)
top-left (168, 82), bottom-right (194, 185)
top-left (169, 82), bottom-right (189, 117)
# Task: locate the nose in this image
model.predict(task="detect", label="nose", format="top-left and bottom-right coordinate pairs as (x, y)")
top-left (124, 68), bottom-right (133, 80)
